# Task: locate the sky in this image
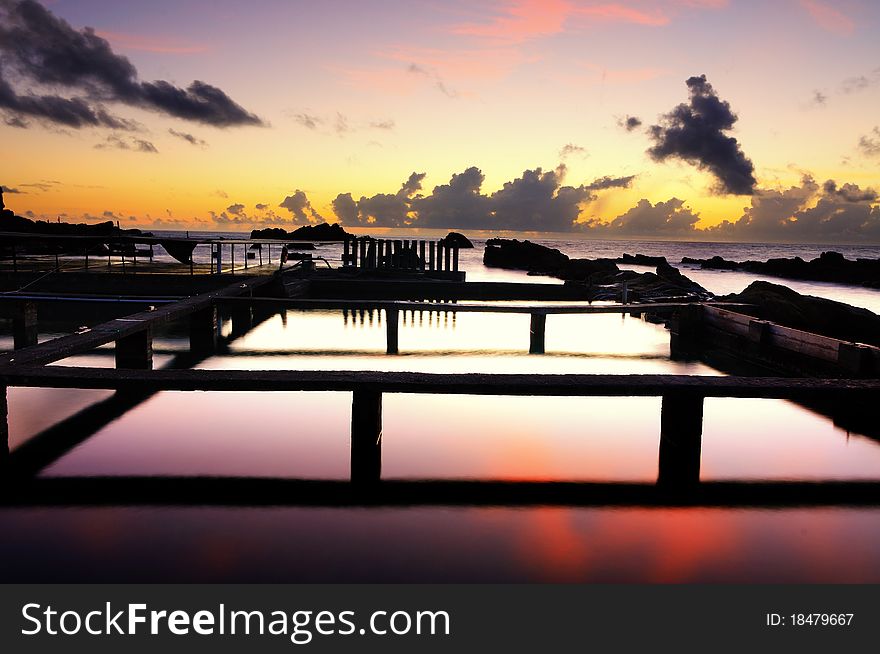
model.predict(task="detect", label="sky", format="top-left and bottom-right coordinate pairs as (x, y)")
top-left (1, 0), bottom-right (879, 242)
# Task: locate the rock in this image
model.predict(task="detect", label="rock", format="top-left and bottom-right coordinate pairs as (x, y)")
top-left (618, 253), bottom-right (668, 266)
top-left (556, 258), bottom-right (619, 281)
top-left (250, 222), bottom-right (351, 241)
top-left (439, 232), bottom-right (474, 248)
top-left (483, 239), bottom-right (569, 273)
top-left (721, 281), bottom-right (880, 347)
top-left (286, 242), bottom-right (316, 250)
top-left (656, 261), bottom-right (711, 298)
top-left (681, 252), bottom-right (880, 287)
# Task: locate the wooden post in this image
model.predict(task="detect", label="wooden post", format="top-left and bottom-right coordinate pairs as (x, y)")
top-left (343, 238), bottom-right (350, 267)
top-left (838, 342), bottom-right (873, 377)
top-left (429, 241), bottom-right (436, 271)
top-left (657, 393), bottom-right (704, 488)
top-left (231, 304), bottom-right (253, 337)
top-left (13, 301), bottom-right (38, 350)
top-left (360, 238), bottom-right (368, 268)
top-left (386, 308), bottom-right (399, 354)
top-left (452, 245), bottom-right (459, 272)
top-left (748, 319), bottom-right (772, 350)
top-left (437, 242), bottom-right (444, 271)
top-left (529, 312), bottom-right (546, 354)
top-left (419, 241), bottom-right (426, 270)
top-left (115, 329), bottom-right (153, 370)
top-left (216, 243), bottom-right (223, 274)
top-left (670, 303), bottom-right (703, 358)
top-left (367, 239), bottom-right (377, 269)
top-left (189, 306), bottom-right (218, 354)
top-left (12, 245), bottom-right (17, 274)
top-left (350, 390), bottom-right (382, 484)
top-left (0, 385), bottom-right (7, 472)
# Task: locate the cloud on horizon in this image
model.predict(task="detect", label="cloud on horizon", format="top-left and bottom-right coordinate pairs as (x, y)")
top-left (0, 0), bottom-right (262, 129)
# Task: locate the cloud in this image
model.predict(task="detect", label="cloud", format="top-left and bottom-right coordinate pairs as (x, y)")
top-left (279, 190), bottom-right (324, 224)
top-left (255, 203), bottom-right (269, 211)
top-left (858, 127), bottom-right (880, 157)
top-left (291, 110), bottom-right (396, 135)
top-left (4, 114), bottom-right (27, 128)
top-left (585, 174), bottom-right (636, 191)
top-left (168, 128), bottom-right (207, 147)
top-left (0, 0), bottom-right (262, 128)
top-left (619, 115), bottom-right (643, 131)
top-left (335, 172), bottom-right (426, 227)
top-left (586, 197), bottom-right (701, 236)
top-left (1, 185), bottom-right (23, 193)
top-left (226, 203), bottom-right (246, 216)
top-left (333, 165), bottom-right (632, 231)
top-left (647, 74), bottom-right (756, 195)
top-left (212, 190), bottom-right (229, 199)
top-left (406, 63), bottom-right (458, 98)
top-left (809, 90), bottom-right (827, 106)
top-left (799, 0), bottom-right (855, 35)
top-left (410, 167), bottom-right (491, 228)
top-left (823, 179), bottom-right (879, 203)
top-left (94, 134), bottom-right (158, 153)
top-left (559, 143), bottom-right (588, 159)
top-left (705, 175), bottom-right (880, 240)
top-left (294, 113), bottom-right (321, 130)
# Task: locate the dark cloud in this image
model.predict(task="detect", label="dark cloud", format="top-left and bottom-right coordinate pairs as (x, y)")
top-left (1, 185), bottom-right (22, 193)
top-left (647, 74), bottom-right (756, 195)
top-left (0, 67), bottom-right (134, 129)
top-left (94, 134), bottom-right (158, 153)
top-left (279, 190), bottom-right (324, 224)
top-left (619, 115), bottom-right (643, 131)
top-left (559, 143), bottom-right (588, 159)
top-left (226, 203), bottom-right (245, 216)
top-left (859, 127), bottom-right (880, 157)
top-left (823, 179), bottom-right (879, 203)
top-left (169, 128), bottom-right (207, 147)
top-left (255, 203), bottom-right (269, 211)
top-left (581, 198), bottom-right (700, 237)
top-left (0, 0), bottom-right (262, 128)
top-left (585, 175), bottom-right (636, 191)
top-left (334, 166), bottom-right (628, 231)
top-left (410, 167), bottom-right (491, 228)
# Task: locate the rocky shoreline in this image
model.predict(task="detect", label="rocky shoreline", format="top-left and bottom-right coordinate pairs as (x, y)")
top-left (681, 251), bottom-right (880, 288)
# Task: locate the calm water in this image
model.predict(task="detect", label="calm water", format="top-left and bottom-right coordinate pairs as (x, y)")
top-left (1, 235), bottom-right (880, 582)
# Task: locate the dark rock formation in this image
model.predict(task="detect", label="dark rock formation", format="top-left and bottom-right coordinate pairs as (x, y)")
top-left (556, 257), bottom-right (619, 281)
top-left (483, 239), bottom-right (569, 273)
top-left (618, 253), bottom-right (668, 266)
top-left (250, 222), bottom-right (350, 241)
top-left (721, 281), bottom-right (880, 347)
top-left (682, 251), bottom-right (880, 288)
top-left (484, 238), bottom-right (711, 302)
top-left (286, 242), bottom-right (316, 250)
top-left (439, 232), bottom-right (474, 248)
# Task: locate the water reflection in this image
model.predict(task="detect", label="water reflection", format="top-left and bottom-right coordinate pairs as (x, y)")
top-left (2, 302), bottom-right (880, 583)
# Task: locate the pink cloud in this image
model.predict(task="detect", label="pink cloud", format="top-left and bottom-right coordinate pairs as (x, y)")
top-left (577, 3), bottom-right (669, 26)
top-left (96, 31), bottom-right (209, 55)
top-left (453, 0), bottom-right (573, 44)
top-left (799, 0), bottom-right (855, 35)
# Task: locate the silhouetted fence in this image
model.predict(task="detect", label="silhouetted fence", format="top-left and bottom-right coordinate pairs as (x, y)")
top-left (342, 237), bottom-right (460, 272)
